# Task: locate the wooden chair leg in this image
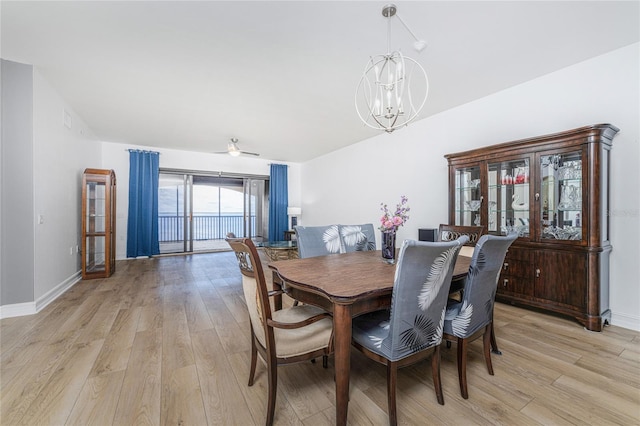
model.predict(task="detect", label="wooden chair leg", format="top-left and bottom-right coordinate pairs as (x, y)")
top-left (322, 355), bottom-right (328, 368)
top-left (387, 362), bottom-right (398, 426)
top-left (431, 345), bottom-right (444, 405)
top-left (457, 337), bottom-right (469, 399)
top-left (266, 360), bottom-right (277, 426)
top-left (490, 320), bottom-right (502, 355)
top-left (483, 324), bottom-right (494, 376)
top-left (248, 332), bottom-right (258, 386)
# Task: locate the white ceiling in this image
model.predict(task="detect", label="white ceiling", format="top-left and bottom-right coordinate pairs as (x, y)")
top-left (2, 1), bottom-right (638, 162)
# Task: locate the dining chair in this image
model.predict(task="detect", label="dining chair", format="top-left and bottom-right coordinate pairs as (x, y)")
top-left (438, 224), bottom-right (487, 304)
top-left (442, 232), bottom-right (518, 399)
top-left (351, 236), bottom-right (469, 426)
top-left (294, 224), bottom-right (342, 258)
top-left (340, 223), bottom-right (376, 252)
top-left (438, 224), bottom-right (486, 257)
top-left (227, 238), bottom-right (334, 426)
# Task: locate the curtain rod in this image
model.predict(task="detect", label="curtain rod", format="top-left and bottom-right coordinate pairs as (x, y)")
top-left (159, 167), bottom-right (269, 180)
top-left (125, 149), bottom-right (160, 154)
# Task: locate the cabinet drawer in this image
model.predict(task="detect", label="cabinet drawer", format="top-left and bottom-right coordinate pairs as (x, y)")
top-left (498, 274), bottom-right (534, 297)
top-left (501, 258), bottom-right (531, 279)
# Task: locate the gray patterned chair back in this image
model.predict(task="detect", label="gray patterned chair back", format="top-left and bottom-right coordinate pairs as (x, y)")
top-left (340, 224), bottom-right (376, 252)
top-left (383, 237), bottom-right (468, 360)
top-left (444, 233), bottom-right (518, 338)
top-left (294, 225), bottom-right (342, 258)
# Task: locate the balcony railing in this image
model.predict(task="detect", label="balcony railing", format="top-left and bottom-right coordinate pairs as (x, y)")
top-left (159, 214), bottom-right (255, 242)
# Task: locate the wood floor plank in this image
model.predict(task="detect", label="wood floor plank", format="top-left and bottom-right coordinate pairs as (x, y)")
top-left (1, 332), bottom-right (85, 424)
top-left (64, 370), bottom-right (125, 425)
top-left (278, 362), bottom-right (334, 419)
top-left (552, 374), bottom-right (640, 421)
top-left (160, 364), bottom-right (208, 426)
top-left (191, 328), bottom-right (256, 425)
top-left (185, 290), bottom-right (215, 333)
top-left (17, 339), bottom-right (104, 425)
top-left (113, 329), bottom-right (162, 426)
top-left (1, 251), bottom-right (638, 426)
top-left (89, 307), bottom-right (142, 377)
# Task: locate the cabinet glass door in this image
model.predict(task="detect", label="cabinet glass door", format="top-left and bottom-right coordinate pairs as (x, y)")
top-left (453, 165), bottom-right (482, 226)
top-left (487, 158), bottom-right (530, 236)
top-left (539, 151), bottom-right (582, 241)
top-left (85, 181), bottom-right (106, 273)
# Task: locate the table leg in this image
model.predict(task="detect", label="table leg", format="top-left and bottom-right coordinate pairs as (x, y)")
top-left (333, 304), bottom-right (352, 426)
top-left (272, 271), bottom-right (283, 311)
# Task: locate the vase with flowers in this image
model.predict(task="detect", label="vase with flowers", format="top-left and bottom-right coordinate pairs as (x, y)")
top-left (379, 196), bottom-right (410, 264)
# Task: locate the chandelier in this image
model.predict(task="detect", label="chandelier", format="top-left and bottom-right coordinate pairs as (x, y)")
top-left (355, 4), bottom-right (429, 133)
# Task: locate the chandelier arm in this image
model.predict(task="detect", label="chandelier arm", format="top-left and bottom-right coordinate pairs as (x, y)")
top-left (395, 13), bottom-right (420, 44)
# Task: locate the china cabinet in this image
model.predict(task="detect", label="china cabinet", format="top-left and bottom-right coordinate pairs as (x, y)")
top-left (445, 124), bottom-right (618, 331)
top-left (82, 169), bottom-right (116, 279)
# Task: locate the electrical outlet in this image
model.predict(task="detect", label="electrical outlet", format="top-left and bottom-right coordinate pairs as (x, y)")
top-left (75, 245), bottom-right (79, 253)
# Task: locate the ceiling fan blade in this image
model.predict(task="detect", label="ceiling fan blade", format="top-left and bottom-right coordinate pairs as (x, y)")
top-left (240, 151), bottom-right (260, 157)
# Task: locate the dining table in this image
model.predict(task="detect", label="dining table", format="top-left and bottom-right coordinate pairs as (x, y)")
top-left (269, 250), bottom-right (471, 426)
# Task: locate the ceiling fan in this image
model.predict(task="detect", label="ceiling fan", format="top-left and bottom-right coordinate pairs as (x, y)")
top-left (215, 138), bottom-right (259, 157)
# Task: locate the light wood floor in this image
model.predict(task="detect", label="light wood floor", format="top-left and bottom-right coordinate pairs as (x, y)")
top-left (2, 251), bottom-right (639, 425)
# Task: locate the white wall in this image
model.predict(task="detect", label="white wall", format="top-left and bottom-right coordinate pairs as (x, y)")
top-left (100, 142), bottom-right (301, 260)
top-left (301, 43), bottom-right (640, 330)
top-left (1, 60), bottom-right (34, 305)
top-left (32, 70), bottom-right (102, 301)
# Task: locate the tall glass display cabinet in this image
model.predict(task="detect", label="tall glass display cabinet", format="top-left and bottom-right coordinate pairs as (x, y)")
top-left (82, 169), bottom-right (116, 279)
top-left (445, 124), bottom-right (618, 331)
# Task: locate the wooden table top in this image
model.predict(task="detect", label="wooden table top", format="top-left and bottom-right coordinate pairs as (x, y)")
top-left (269, 250), bottom-right (471, 303)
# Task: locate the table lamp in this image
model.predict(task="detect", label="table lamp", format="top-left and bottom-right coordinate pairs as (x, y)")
top-left (287, 207), bottom-right (302, 228)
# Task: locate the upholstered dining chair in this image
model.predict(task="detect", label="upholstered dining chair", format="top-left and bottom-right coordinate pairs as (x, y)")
top-left (442, 232), bottom-right (518, 399)
top-left (340, 224), bottom-right (376, 252)
top-left (227, 238), bottom-right (334, 426)
top-left (294, 224), bottom-right (342, 258)
top-left (438, 224), bottom-right (486, 257)
top-left (351, 237), bottom-right (469, 426)
top-left (438, 224), bottom-right (487, 304)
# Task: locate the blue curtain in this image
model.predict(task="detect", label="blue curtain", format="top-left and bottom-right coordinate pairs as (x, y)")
top-left (127, 150), bottom-right (160, 257)
top-left (268, 164), bottom-right (288, 241)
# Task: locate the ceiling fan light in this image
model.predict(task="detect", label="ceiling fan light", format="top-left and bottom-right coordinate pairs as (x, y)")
top-left (228, 140), bottom-right (242, 156)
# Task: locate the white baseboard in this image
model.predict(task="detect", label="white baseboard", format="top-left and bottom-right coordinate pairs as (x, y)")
top-left (35, 271), bottom-right (81, 312)
top-left (611, 312), bottom-right (640, 331)
top-left (0, 302), bottom-right (37, 318)
top-left (610, 312), bottom-right (640, 332)
top-left (0, 271), bottom-right (81, 320)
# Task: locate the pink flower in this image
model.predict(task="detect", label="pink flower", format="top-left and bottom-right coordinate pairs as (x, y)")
top-left (378, 196), bottom-right (410, 232)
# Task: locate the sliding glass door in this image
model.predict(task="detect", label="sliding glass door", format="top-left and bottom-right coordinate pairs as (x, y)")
top-left (158, 170), bottom-right (268, 254)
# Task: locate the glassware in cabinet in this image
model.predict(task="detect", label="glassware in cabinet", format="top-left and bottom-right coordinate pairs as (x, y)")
top-left (539, 151), bottom-right (582, 241)
top-left (453, 165), bottom-right (482, 226)
top-left (487, 158), bottom-right (530, 237)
